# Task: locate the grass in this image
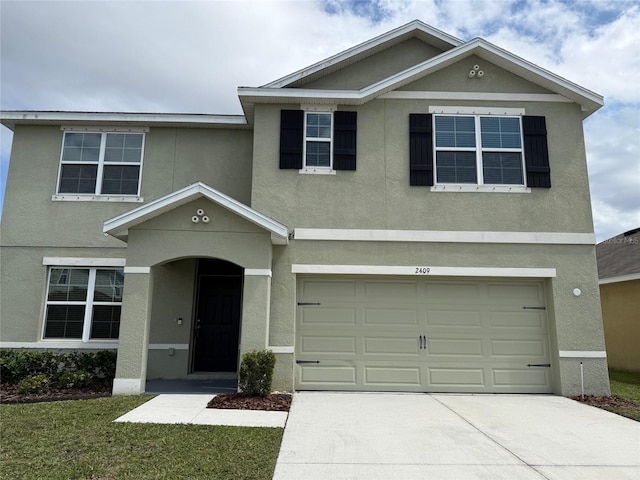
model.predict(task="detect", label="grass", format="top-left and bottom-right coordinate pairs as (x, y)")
top-left (604, 368), bottom-right (640, 421)
top-left (0, 396), bottom-right (283, 480)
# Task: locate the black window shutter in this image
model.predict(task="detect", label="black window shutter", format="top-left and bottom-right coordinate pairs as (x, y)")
top-left (280, 110), bottom-right (304, 169)
top-left (523, 116), bottom-right (551, 188)
top-left (409, 114), bottom-right (433, 186)
top-left (333, 111), bottom-right (357, 170)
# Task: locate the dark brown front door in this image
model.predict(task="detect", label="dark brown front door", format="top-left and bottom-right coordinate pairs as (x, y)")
top-left (192, 260), bottom-right (242, 372)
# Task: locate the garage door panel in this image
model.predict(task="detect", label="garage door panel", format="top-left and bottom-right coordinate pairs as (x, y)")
top-left (488, 283), bottom-right (544, 302)
top-left (301, 336), bottom-right (356, 354)
top-left (364, 366), bottom-right (422, 386)
top-left (426, 283), bottom-right (480, 301)
top-left (364, 281), bottom-right (418, 299)
top-left (492, 368), bottom-right (550, 387)
top-left (363, 308), bottom-right (418, 326)
top-left (300, 280), bottom-right (356, 298)
top-left (489, 311), bottom-right (546, 330)
top-left (300, 307), bottom-right (356, 326)
top-left (299, 365), bottom-right (357, 385)
top-left (427, 338), bottom-right (483, 356)
top-left (429, 368), bottom-right (485, 387)
top-left (427, 310), bottom-right (482, 327)
top-left (490, 339), bottom-right (547, 357)
top-left (364, 337), bottom-right (420, 355)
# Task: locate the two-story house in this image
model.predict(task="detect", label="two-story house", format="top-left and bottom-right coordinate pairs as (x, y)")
top-left (0, 21), bottom-right (610, 396)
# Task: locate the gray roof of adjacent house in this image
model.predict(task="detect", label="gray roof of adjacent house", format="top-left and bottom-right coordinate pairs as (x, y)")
top-left (596, 228), bottom-right (640, 281)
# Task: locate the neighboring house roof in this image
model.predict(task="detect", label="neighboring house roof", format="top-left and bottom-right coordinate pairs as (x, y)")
top-left (596, 228), bottom-right (640, 284)
top-left (103, 182), bottom-right (289, 245)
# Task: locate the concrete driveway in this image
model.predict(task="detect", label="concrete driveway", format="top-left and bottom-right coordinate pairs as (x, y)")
top-left (273, 392), bottom-right (640, 480)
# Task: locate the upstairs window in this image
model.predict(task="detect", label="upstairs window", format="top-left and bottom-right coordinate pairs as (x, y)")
top-left (304, 112), bottom-right (333, 168)
top-left (434, 115), bottom-right (524, 186)
top-left (43, 267), bottom-right (123, 341)
top-left (58, 131), bottom-right (144, 195)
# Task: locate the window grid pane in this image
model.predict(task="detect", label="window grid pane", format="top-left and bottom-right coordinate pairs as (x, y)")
top-left (305, 141), bottom-right (331, 167)
top-left (44, 267), bottom-right (124, 341)
top-left (435, 116), bottom-right (476, 148)
top-left (101, 165), bottom-right (140, 195)
top-left (482, 152), bottom-right (524, 185)
top-left (59, 165), bottom-right (98, 194)
top-left (436, 151), bottom-right (477, 183)
top-left (306, 113), bottom-right (331, 139)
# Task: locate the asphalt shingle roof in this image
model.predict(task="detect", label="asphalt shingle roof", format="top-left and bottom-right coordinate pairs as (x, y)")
top-left (596, 228), bottom-right (640, 280)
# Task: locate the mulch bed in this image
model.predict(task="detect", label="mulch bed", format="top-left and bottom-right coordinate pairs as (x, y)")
top-left (0, 384), bottom-right (112, 404)
top-left (207, 393), bottom-right (292, 412)
top-left (570, 395), bottom-right (640, 409)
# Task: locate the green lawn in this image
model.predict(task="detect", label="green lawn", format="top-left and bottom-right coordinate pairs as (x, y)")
top-left (604, 368), bottom-right (640, 421)
top-left (0, 396), bottom-right (283, 480)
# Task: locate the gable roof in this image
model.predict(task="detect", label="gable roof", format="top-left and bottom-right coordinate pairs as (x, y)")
top-left (239, 23), bottom-right (604, 121)
top-left (103, 182), bottom-right (289, 245)
top-left (596, 228), bottom-right (640, 283)
top-left (262, 20), bottom-right (462, 89)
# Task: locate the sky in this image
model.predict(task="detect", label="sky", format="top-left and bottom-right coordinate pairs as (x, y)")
top-left (1, 0), bottom-right (638, 242)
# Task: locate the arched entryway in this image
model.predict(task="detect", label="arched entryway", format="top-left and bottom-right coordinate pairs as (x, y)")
top-left (191, 258), bottom-right (243, 373)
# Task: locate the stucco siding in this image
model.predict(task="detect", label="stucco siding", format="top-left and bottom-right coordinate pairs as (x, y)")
top-left (600, 280), bottom-right (640, 371)
top-left (251, 97), bottom-right (593, 234)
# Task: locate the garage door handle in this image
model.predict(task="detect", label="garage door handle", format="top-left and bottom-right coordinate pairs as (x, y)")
top-left (523, 306), bottom-right (546, 310)
top-left (296, 360), bottom-right (320, 364)
top-left (419, 335), bottom-right (427, 349)
top-left (527, 363), bottom-right (551, 367)
top-left (298, 302), bottom-right (321, 306)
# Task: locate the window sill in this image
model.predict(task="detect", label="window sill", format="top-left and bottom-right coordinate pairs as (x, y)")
top-left (299, 168), bottom-right (336, 175)
top-left (431, 185), bottom-right (531, 193)
top-left (52, 194), bottom-right (144, 203)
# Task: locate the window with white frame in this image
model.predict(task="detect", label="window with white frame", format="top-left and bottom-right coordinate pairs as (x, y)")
top-left (434, 115), bottom-right (524, 185)
top-left (58, 131), bottom-right (144, 195)
top-left (43, 267), bottom-right (123, 340)
top-left (304, 112), bottom-right (333, 168)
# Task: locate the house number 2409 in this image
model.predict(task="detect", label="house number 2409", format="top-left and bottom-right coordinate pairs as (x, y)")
top-left (415, 267), bottom-right (430, 274)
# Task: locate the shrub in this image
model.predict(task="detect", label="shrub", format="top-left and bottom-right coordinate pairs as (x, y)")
top-left (16, 374), bottom-right (50, 395)
top-left (56, 370), bottom-right (93, 389)
top-left (238, 349), bottom-right (276, 397)
top-left (0, 350), bottom-right (117, 387)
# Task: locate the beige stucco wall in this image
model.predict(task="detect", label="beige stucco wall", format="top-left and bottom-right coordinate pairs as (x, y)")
top-left (1, 125), bottom-right (253, 248)
top-left (600, 280), bottom-right (640, 371)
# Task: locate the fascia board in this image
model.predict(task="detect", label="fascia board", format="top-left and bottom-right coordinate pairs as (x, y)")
top-left (262, 20), bottom-right (462, 89)
top-left (0, 111), bottom-right (248, 131)
top-left (103, 182), bottom-right (288, 242)
top-left (240, 38), bottom-right (604, 115)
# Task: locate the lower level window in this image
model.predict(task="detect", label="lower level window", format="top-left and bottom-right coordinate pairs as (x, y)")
top-left (44, 267), bottom-right (124, 340)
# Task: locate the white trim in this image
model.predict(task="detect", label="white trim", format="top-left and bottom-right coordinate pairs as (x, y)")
top-left (291, 264), bottom-right (556, 278)
top-left (52, 194), bottom-right (144, 203)
top-left (298, 168), bottom-right (336, 175)
top-left (43, 257), bottom-right (126, 267)
top-left (559, 351), bottom-right (607, 358)
top-left (148, 343), bottom-right (189, 350)
top-left (599, 273), bottom-right (640, 285)
top-left (244, 269), bottom-right (272, 277)
top-left (430, 185), bottom-right (530, 193)
top-left (381, 91), bottom-right (572, 103)
top-left (268, 346), bottom-right (295, 354)
top-left (429, 106), bottom-right (525, 115)
top-left (103, 182), bottom-right (289, 245)
top-left (1, 111), bottom-right (248, 130)
top-left (293, 229), bottom-right (595, 245)
top-left (0, 341), bottom-right (118, 349)
top-left (112, 378), bottom-right (144, 395)
top-left (124, 266), bottom-right (151, 274)
top-left (62, 125), bottom-right (149, 133)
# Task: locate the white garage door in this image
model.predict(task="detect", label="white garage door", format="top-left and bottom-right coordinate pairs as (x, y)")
top-left (295, 276), bottom-right (552, 393)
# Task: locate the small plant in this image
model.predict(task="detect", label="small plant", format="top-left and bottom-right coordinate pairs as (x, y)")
top-left (238, 349), bottom-right (276, 397)
top-left (16, 374), bottom-right (50, 395)
top-left (56, 370), bottom-right (93, 389)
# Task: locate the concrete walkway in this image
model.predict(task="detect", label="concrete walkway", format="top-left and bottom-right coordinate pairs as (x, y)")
top-left (273, 392), bottom-right (640, 480)
top-left (114, 394), bottom-right (287, 428)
